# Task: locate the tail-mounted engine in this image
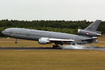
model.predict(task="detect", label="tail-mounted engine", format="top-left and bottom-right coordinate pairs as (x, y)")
top-left (77, 29), bottom-right (101, 37)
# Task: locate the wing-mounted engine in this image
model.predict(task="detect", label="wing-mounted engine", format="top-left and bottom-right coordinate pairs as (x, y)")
top-left (77, 29), bottom-right (101, 37)
top-left (38, 37), bottom-right (51, 44)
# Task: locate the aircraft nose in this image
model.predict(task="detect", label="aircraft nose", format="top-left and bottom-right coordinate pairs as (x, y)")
top-left (2, 30), bottom-right (5, 34)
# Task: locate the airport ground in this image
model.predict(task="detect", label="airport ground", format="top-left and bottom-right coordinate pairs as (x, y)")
top-left (0, 35), bottom-right (105, 47)
top-left (0, 50), bottom-right (105, 70)
top-left (0, 35), bottom-right (105, 70)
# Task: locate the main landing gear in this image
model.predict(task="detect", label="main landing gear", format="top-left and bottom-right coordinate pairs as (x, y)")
top-left (53, 45), bottom-right (59, 48)
top-left (53, 43), bottom-right (63, 48)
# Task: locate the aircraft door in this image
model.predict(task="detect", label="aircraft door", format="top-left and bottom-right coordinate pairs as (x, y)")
top-left (49, 34), bottom-right (51, 38)
top-left (27, 31), bottom-right (30, 36)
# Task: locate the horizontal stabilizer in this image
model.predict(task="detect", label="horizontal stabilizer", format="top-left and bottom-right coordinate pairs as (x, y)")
top-left (82, 37), bottom-right (97, 41)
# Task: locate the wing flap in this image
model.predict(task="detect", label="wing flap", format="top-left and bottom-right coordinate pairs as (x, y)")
top-left (49, 38), bottom-right (74, 42)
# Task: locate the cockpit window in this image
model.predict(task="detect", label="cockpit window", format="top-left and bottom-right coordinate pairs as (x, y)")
top-left (5, 29), bottom-right (8, 32)
top-left (4, 29), bottom-right (13, 34)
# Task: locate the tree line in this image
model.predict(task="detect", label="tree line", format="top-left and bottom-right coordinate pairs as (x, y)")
top-left (0, 19), bottom-right (105, 37)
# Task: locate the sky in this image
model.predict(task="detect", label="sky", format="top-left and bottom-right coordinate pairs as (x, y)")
top-left (0, 0), bottom-right (105, 21)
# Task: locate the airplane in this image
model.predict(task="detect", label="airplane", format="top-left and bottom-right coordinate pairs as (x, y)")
top-left (2, 20), bottom-right (102, 48)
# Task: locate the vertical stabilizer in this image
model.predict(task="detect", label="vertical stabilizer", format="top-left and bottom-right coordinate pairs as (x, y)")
top-left (85, 20), bottom-right (101, 31)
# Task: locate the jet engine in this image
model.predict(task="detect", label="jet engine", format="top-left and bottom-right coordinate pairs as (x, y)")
top-left (77, 29), bottom-right (101, 37)
top-left (38, 38), bottom-right (51, 44)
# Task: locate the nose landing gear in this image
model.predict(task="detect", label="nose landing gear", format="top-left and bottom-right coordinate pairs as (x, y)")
top-left (15, 38), bottom-right (17, 44)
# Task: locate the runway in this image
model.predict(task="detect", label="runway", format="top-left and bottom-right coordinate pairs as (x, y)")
top-left (0, 47), bottom-right (105, 51)
top-left (0, 47), bottom-right (61, 50)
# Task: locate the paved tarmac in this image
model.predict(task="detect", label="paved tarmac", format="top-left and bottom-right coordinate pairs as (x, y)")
top-left (0, 47), bottom-right (105, 51)
top-left (0, 47), bottom-right (61, 50)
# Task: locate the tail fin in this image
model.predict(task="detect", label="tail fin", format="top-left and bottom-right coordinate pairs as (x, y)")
top-left (85, 20), bottom-right (101, 31)
top-left (78, 20), bottom-right (102, 37)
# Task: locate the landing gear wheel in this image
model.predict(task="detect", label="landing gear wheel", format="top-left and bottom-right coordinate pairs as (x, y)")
top-left (15, 42), bottom-right (17, 44)
top-left (53, 45), bottom-right (59, 48)
top-left (53, 45), bottom-right (56, 48)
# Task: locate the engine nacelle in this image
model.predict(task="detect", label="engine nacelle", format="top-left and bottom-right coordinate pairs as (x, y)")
top-left (38, 38), bottom-right (51, 44)
top-left (77, 29), bottom-right (101, 36)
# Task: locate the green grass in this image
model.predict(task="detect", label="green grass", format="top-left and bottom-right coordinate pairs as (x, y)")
top-left (0, 37), bottom-right (105, 70)
top-left (0, 37), bottom-right (105, 47)
top-left (0, 38), bottom-right (54, 47)
top-left (0, 50), bottom-right (105, 70)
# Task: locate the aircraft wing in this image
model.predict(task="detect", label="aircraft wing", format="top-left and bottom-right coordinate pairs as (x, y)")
top-left (49, 38), bottom-right (74, 42)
